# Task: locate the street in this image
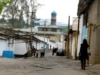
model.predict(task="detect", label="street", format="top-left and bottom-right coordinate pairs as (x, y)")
top-left (0, 52), bottom-right (100, 75)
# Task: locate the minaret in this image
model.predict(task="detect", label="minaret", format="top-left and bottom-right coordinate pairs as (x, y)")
top-left (51, 11), bottom-right (57, 25)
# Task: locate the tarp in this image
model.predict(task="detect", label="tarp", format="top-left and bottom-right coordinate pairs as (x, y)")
top-left (2, 51), bottom-right (14, 58)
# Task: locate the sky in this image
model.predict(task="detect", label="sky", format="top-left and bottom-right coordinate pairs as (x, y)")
top-left (36, 0), bottom-right (79, 24)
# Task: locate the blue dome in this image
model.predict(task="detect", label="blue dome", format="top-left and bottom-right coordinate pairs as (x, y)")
top-left (51, 11), bottom-right (57, 16)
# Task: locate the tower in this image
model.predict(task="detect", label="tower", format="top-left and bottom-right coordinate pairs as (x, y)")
top-left (51, 11), bottom-right (57, 25)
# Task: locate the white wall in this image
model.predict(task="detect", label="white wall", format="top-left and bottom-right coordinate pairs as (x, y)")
top-left (33, 41), bottom-right (44, 50)
top-left (77, 14), bottom-right (83, 56)
top-left (7, 39), bottom-right (15, 51)
top-left (34, 35), bottom-right (64, 50)
top-left (14, 40), bottom-right (27, 55)
top-left (0, 40), bottom-right (8, 56)
top-left (35, 35), bottom-right (56, 49)
top-left (72, 37), bottom-right (75, 59)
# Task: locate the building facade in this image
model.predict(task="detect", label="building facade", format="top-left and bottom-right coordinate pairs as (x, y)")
top-left (65, 17), bottom-right (78, 59)
top-left (35, 11), bottom-right (64, 49)
top-left (77, 0), bottom-right (100, 64)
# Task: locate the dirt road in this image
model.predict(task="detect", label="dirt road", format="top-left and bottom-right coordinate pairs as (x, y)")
top-left (0, 52), bottom-right (100, 75)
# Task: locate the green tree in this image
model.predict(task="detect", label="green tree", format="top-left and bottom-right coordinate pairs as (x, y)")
top-left (0, 0), bottom-right (12, 14)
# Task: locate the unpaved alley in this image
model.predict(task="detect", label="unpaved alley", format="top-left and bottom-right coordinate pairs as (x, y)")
top-left (0, 52), bottom-right (100, 75)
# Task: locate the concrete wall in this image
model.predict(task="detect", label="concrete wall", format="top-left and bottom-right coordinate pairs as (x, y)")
top-left (14, 40), bottom-right (27, 55)
top-left (0, 40), bottom-right (8, 56)
top-left (88, 0), bottom-right (100, 64)
top-left (0, 38), bottom-right (15, 57)
top-left (96, 0), bottom-right (100, 63)
top-left (72, 37), bottom-right (75, 59)
top-left (72, 17), bottom-right (78, 31)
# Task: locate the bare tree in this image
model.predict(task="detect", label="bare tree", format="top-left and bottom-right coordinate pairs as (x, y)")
top-left (1, 0), bottom-right (20, 28)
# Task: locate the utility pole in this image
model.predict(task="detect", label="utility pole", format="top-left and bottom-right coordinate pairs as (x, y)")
top-left (28, 0), bottom-right (42, 56)
top-left (29, 0), bottom-right (36, 56)
top-left (68, 16), bottom-right (70, 31)
top-left (44, 20), bottom-right (46, 52)
top-left (67, 16), bottom-right (70, 59)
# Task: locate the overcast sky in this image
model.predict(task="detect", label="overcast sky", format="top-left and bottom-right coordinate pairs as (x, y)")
top-left (36, 0), bottom-right (79, 24)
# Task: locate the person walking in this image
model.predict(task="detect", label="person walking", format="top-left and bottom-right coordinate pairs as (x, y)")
top-left (40, 47), bottom-right (45, 58)
top-left (79, 39), bottom-right (89, 70)
top-left (32, 46), bottom-right (36, 57)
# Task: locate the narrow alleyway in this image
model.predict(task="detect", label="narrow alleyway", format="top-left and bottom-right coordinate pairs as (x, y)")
top-left (0, 51), bottom-right (100, 75)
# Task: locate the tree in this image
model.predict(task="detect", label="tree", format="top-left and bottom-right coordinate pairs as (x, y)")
top-left (8, 18), bottom-right (26, 28)
top-left (1, 0), bottom-right (42, 28)
top-left (0, 0), bottom-right (12, 14)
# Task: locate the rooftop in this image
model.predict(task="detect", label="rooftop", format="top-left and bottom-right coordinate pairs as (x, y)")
top-left (77, 0), bottom-right (94, 15)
